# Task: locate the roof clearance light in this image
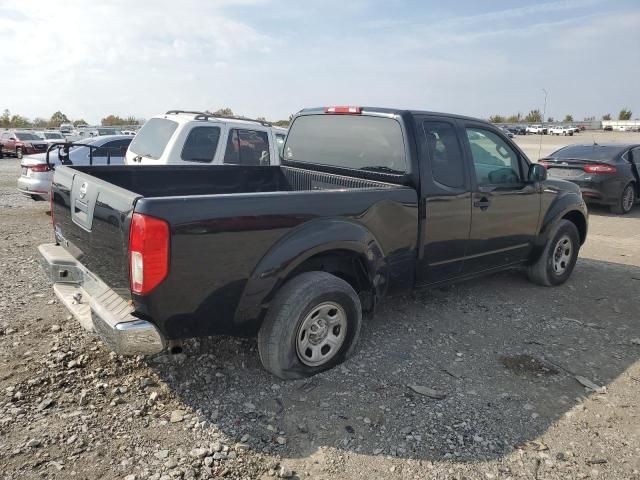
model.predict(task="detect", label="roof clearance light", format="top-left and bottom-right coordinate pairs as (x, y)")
top-left (324, 106), bottom-right (362, 114)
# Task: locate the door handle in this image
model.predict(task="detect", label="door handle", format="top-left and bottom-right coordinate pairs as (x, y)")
top-left (473, 197), bottom-right (491, 210)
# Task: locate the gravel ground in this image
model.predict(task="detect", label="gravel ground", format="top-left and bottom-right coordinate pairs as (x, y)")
top-left (1, 133), bottom-right (640, 479)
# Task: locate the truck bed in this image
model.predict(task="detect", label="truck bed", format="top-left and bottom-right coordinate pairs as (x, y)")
top-left (68, 165), bottom-right (396, 198)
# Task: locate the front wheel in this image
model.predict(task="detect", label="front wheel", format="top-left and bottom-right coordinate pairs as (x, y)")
top-left (610, 183), bottom-right (635, 214)
top-left (258, 271), bottom-right (362, 379)
top-left (527, 220), bottom-right (580, 286)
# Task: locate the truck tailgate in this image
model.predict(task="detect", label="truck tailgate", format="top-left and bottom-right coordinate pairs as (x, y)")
top-left (51, 165), bottom-right (140, 297)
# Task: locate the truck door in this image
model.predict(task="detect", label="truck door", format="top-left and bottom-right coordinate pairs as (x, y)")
top-left (415, 117), bottom-right (472, 285)
top-left (461, 123), bottom-right (541, 272)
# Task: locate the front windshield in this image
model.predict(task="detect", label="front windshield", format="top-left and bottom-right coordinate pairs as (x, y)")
top-left (44, 133), bottom-right (64, 139)
top-left (97, 128), bottom-right (120, 135)
top-left (15, 132), bottom-right (42, 141)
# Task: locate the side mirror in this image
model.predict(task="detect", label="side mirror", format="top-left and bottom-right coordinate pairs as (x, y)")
top-left (528, 163), bottom-right (547, 182)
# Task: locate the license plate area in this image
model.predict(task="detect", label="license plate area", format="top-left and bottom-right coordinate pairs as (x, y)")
top-left (549, 168), bottom-right (581, 178)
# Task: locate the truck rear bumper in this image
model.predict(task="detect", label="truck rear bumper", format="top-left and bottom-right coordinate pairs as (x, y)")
top-left (38, 243), bottom-right (165, 355)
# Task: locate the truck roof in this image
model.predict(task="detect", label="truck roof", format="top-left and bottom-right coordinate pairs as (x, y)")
top-left (296, 106), bottom-right (492, 125)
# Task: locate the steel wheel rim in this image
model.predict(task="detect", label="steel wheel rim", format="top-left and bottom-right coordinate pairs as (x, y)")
top-left (296, 301), bottom-right (347, 367)
top-left (552, 234), bottom-right (572, 276)
top-left (622, 186), bottom-right (634, 212)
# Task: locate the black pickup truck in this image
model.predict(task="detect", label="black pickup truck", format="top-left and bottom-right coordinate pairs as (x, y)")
top-left (40, 106), bottom-right (588, 379)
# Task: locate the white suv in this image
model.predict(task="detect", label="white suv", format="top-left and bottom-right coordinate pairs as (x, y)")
top-left (125, 110), bottom-right (287, 166)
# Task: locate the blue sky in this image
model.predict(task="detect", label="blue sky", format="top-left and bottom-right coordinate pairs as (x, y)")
top-left (1, 0), bottom-right (638, 122)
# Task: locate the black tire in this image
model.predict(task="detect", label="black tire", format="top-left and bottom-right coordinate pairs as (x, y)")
top-left (527, 219), bottom-right (580, 286)
top-left (16, 147), bottom-right (22, 160)
top-left (258, 271), bottom-right (362, 379)
top-left (610, 183), bottom-right (635, 215)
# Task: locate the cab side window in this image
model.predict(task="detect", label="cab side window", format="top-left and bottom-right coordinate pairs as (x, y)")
top-left (423, 121), bottom-right (465, 188)
top-left (466, 128), bottom-right (522, 186)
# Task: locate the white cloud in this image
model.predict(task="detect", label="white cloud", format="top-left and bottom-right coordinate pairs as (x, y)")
top-left (0, 0), bottom-right (637, 123)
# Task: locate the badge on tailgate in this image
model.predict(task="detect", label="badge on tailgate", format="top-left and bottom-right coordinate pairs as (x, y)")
top-left (71, 177), bottom-right (98, 231)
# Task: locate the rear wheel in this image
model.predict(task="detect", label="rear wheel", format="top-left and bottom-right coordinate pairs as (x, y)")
top-left (258, 271), bottom-right (362, 379)
top-left (527, 220), bottom-right (580, 286)
top-left (610, 183), bottom-right (635, 214)
top-left (16, 147), bottom-right (23, 159)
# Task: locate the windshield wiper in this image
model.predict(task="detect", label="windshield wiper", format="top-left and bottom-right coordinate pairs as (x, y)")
top-left (360, 166), bottom-right (403, 174)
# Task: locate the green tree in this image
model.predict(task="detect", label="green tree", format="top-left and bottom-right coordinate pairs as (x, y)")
top-left (563, 114), bottom-right (573, 122)
top-left (618, 108), bottom-right (632, 120)
top-left (49, 111), bottom-right (70, 127)
top-left (602, 113), bottom-right (612, 121)
top-left (73, 119), bottom-right (88, 127)
top-left (1, 109), bottom-right (11, 128)
top-left (10, 115), bottom-right (31, 128)
top-left (489, 115), bottom-right (505, 123)
top-left (101, 115), bottom-right (124, 126)
top-left (524, 109), bottom-right (542, 123)
top-left (506, 113), bottom-right (522, 123)
top-left (208, 108), bottom-right (234, 117)
top-left (547, 117), bottom-right (554, 123)
top-left (273, 119), bottom-right (290, 127)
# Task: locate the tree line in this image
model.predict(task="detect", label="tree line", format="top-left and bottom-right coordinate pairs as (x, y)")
top-left (206, 108), bottom-right (291, 127)
top-left (1, 108), bottom-right (291, 129)
top-left (0, 109), bottom-right (145, 129)
top-left (489, 108), bottom-right (633, 124)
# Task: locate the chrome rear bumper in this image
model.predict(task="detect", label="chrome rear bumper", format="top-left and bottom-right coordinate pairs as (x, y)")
top-left (38, 243), bottom-right (165, 355)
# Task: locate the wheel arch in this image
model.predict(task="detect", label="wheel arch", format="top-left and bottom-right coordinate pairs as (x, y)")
top-left (235, 218), bottom-right (387, 327)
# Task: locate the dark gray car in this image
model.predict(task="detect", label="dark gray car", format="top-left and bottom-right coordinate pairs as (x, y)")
top-left (541, 143), bottom-right (640, 214)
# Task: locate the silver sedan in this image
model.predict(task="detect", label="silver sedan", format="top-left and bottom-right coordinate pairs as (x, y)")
top-left (17, 135), bottom-right (132, 200)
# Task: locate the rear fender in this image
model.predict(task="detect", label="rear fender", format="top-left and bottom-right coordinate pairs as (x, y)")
top-left (235, 218), bottom-right (386, 324)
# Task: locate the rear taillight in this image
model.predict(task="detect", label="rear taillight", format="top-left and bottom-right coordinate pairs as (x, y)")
top-left (28, 164), bottom-right (51, 173)
top-left (324, 106), bottom-right (362, 114)
top-left (584, 164), bottom-right (616, 174)
top-left (539, 160), bottom-right (552, 168)
top-left (129, 213), bottom-right (169, 295)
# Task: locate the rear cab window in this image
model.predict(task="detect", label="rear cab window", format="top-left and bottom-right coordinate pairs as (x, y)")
top-left (128, 118), bottom-right (178, 160)
top-left (284, 114), bottom-right (406, 174)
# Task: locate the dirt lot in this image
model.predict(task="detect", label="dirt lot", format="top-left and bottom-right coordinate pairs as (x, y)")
top-left (1, 132), bottom-right (640, 480)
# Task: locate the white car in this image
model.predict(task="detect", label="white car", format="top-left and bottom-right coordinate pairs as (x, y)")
top-left (34, 130), bottom-right (66, 144)
top-left (526, 124), bottom-right (548, 135)
top-left (17, 135), bottom-right (132, 200)
top-left (125, 110), bottom-right (287, 166)
top-left (549, 125), bottom-right (574, 136)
